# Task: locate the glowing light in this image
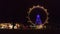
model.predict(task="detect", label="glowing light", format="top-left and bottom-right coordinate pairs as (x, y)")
top-left (14, 23), bottom-right (20, 29)
top-left (0, 23), bottom-right (13, 29)
top-left (36, 25), bottom-right (43, 29)
top-left (35, 14), bottom-right (42, 25)
top-left (44, 25), bottom-right (46, 28)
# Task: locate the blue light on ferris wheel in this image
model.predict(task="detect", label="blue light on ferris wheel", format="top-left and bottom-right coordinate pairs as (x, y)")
top-left (35, 14), bottom-right (42, 25)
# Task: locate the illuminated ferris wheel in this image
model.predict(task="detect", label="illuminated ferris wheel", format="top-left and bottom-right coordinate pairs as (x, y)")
top-left (27, 5), bottom-right (49, 29)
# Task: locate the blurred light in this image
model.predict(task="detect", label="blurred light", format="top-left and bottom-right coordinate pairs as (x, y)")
top-left (14, 23), bottom-right (20, 29)
top-left (44, 25), bottom-right (46, 28)
top-left (35, 14), bottom-right (42, 25)
top-left (0, 23), bottom-right (13, 29)
top-left (36, 25), bottom-right (43, 29)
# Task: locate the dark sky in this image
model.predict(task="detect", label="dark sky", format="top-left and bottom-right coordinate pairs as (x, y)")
top-left (0, 0), bottom-right (60, 31)
top-left (0, 0), bottom-right (48, 23)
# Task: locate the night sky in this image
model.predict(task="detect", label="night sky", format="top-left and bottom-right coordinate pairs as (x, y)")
top-left (0, 0), bottom-right (48, 23)
top-left (0, 0), bottom-right (60, 32)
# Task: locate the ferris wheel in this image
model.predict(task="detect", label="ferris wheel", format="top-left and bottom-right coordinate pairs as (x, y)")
top-left (27, 5), bottom-right (49, 29)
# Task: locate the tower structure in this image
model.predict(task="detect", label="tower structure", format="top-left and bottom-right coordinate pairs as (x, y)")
top-left (35, 14), bottom-right (42, 25)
